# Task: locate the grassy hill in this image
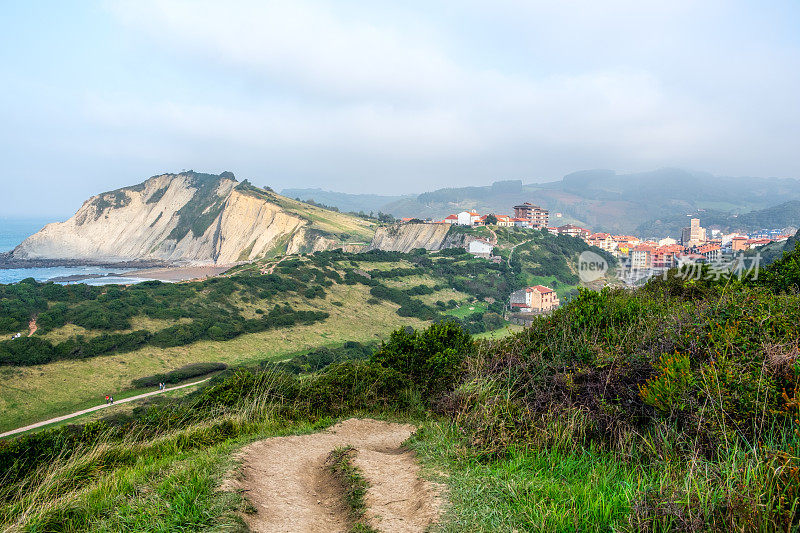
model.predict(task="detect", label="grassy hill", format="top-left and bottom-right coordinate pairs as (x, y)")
top-left (1, 244), bottom-right (798, 531)
top-left (0, 230), bottom-right (606, 433)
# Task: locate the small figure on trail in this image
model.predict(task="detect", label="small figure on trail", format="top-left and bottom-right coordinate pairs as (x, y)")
top-left (105, 395), bottom-right (110, 404)
top-left (109, 396), bottom-right (114, 404)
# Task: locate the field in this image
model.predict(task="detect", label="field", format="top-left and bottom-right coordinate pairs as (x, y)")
top-left (1, 237), bottom-right (612, 434)
top-left (0, 282), bottom-right (426, 433)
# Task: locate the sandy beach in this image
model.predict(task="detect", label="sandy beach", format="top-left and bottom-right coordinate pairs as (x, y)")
top-left (124, 264), bottom-right (235, 282)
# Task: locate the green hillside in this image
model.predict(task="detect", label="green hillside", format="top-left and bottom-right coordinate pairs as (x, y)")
top-left (0, 230), bottom-right (605, 433)
top-left (1, 243), bottom-right (798, 531)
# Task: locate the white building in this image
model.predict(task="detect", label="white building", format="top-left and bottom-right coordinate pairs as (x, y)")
top-left (457, 211), bottom-right (481, 226)
top-left (468, 239), bottom-right (494, 256)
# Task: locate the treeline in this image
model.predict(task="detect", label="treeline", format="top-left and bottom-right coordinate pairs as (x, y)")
top-left (0, 275), bottom-right (304, 336)
top-left (0, 306), bottom-right (329, 366)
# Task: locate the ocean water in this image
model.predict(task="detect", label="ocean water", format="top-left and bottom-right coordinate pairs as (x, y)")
top-left (0, 217), bottom-right (147, 285)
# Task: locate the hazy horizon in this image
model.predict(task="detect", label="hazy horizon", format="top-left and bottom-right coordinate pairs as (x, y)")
top-left (2, 1), bottom-right (799, 217)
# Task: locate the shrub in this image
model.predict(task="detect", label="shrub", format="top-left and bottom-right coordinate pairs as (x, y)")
top-left (131, 362), bottom-right (228, 388)
top-left (371, 320), bottom-right (473, 399)
top-left (298, 361), bottom-right (413, 414)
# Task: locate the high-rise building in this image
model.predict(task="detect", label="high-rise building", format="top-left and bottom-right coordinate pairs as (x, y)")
top-left (681, 218), bottom-right (706, 246)
top-left (513, 202), bottom-right (549, 228)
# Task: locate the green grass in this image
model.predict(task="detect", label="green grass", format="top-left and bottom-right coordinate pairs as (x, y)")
top-left (472, 324), bottom-right (524, 340)
top-left (0, 283), bottom-right (427, 433)
top-left (410, 422), bottom-right (638, 532)
top-left (445, 301), bottom-right (488, 318)
top-left (410, 419), bottom-right (800, 532)
top-left (327, 446), bottom-right (377, 532)
top-left (4, 411), bottom-right (334, 531)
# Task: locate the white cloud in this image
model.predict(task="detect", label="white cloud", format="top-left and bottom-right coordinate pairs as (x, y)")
top-left (91, 0), bottom-right (800, 184)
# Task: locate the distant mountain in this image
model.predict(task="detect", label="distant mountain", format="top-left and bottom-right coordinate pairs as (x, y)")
top-left (286, 169), bottom-right (800, 235)
top-left (636, 201), bottom-right (800, 237)
top-left (281, 188), bottom-right (412, 215)
top-left (5, 172), bottom-right (376, 266)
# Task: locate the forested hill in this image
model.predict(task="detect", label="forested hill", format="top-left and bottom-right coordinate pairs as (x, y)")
top-left (636, 200), bottom-right (800, 237)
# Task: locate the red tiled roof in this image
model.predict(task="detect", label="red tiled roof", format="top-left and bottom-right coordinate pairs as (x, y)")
top-left (632, 245), bottom-right (655, 252)
top-left (444, 214), bottom-right (458, 220)
top-left (528, 285), bottom-right (554, 293)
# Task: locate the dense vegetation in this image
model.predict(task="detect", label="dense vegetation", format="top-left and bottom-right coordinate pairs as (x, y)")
top-left (0, 275), bottom-right (329, 366)
top-left (2, 244), bottom-right (798, 530)
top-left (0, 230), bottom-right (614, 368)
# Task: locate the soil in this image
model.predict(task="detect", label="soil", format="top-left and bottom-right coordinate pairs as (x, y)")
top-left (238, 418), bottom-right (443, 532)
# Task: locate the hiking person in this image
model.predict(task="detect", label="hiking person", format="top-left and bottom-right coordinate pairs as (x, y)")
top-left (105, 395), bottom-right (109, 404)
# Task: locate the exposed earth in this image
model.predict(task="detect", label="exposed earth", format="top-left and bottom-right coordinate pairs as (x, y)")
top-left (237, 418), bottom-right (443, 532)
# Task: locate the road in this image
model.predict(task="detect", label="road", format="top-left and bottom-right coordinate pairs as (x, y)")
top-left (0, 378), bottom-right (210, 439)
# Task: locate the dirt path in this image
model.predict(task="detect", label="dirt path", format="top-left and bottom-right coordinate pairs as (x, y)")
top-left (28, 317), bottom-right (37, 336)
top-left (238, 418), bottom-right (443, 533)
top-left (261, 256), bottom-right (287, 275)
top-left (0, 379), bottom-right (209, 439)
top-left (508, 238), bottom-right (535, 267)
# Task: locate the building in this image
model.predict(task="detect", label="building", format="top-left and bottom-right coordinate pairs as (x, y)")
top-left (513, 202), bottom-right (549, 228)
top-left (730, 236), bottom-right (749, 252)
top-left (681, 218), bottom-right (706, 246)
top-left (653, 244), bottom-right (685, 268)
top-left (443, 214), bottom-right (458, 225)
top-left (557, 224), bottom-right (590, 239)
top-left (696, 243), bottom-right (721, 263)
top-left (586, 233), bottom-right (617, 252)
top-left (456, 211), bottom-right (481, 226)
top-left (630, 244), bottom-right (655, 270)
top-left (495, 215), bottom-right (513, 227)
top-left (510, 285), bottom-right (560, 313)
top-left (511, 217), bottom-right (531, 228)
top-left (658, 237), bottom-right (678, 246)
top-left (468, 239), bottom-right (494, 257)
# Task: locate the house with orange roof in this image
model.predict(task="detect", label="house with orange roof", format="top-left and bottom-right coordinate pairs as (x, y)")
top-left (495, 215), bottom-right (513, 227)
top-left (586, 232), bottom-right (617, 252)
top-left (511, 217), bottom-right (531, 228)
top-left (510, 285), bottom-right (560, 313)
top-left (653, 244), bottom-right (685, 268)
top-left (457, 211), bottom-right (481, 226)
top-left (443, 214), bottom-right (458, 225)
top-left (696, 243), bottom-right (721, 262)
top-left (557, 224), bottom-right (590, 239)
top-left (630, 244), bottom-right (655, 270)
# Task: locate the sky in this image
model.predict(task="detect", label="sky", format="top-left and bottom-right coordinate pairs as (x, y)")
top-left (1, 0), bottom-right (799, 217)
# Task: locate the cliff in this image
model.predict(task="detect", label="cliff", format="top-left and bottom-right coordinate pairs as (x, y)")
top-left (7, 172), bottom-right (376, 265)
top-left (366, 223), bottom-right (472, 253)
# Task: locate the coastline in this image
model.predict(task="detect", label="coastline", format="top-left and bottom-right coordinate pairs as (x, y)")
top-left (0, 252), bottom-right (173, 270)
top-left (122, 265), bottom-right (235, 282)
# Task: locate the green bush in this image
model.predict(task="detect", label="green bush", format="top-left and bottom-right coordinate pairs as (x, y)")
top-left (131, 362), bottom-right (228, 388)
top-left (371, 320), bottom-right (473, 399)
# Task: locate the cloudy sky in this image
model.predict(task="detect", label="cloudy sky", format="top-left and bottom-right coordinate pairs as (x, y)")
top-left (1, 0), bottom-right (799, 217)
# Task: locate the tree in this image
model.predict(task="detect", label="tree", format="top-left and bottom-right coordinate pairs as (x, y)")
top-left (484, 214), bottom-right (498, 225)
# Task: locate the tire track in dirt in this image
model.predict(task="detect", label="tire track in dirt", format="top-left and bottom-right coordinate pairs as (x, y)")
top-left (237, 418), bottom-right (443, 532)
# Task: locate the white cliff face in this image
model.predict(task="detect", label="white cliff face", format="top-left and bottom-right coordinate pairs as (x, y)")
top-left (9, 173), bottom-right (359, 265)
top-left (366, 223), bottom-right (469, 253)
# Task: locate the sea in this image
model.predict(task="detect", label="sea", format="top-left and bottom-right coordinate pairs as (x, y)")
top-left (0, 217), bottom-right (150, 286)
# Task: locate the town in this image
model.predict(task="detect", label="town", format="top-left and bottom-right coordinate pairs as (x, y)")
top-left (400, 202), bottom-right (796, 313)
